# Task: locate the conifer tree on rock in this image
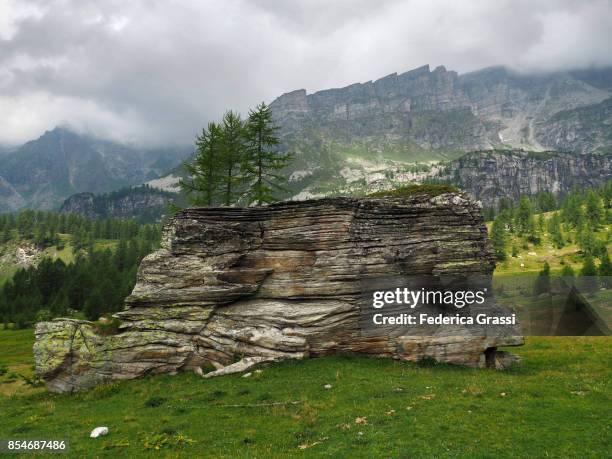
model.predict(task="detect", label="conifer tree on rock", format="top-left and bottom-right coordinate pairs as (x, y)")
top-left (181, 122), bottom-right (223, 207)
top-left (219, 111), bottom-right (246, 206)
top-left (242, 102), bottom-right (292, 206)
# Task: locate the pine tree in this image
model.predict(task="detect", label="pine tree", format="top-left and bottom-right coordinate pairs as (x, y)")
top-left (534, 262), bottom-right (551, 296)
top-left (243, 102), bottom-right (292, 206)
top-left (577, 226), bottom-right (597, 256)
top-left (114, 238), bottom-right (128, 271)
top-left (490, 216), bottom-right (507, 261)
top-left (562, 190), bottom-right (584, 227)
top-left (516, 196), bottom-right (535, 236)
top-left (561, 264), bottom-right (575, 278)
top-left (585, 190), bottom-right (604, 227)
top-left (84, 288), bottom-right (105, 321)
top-left (599, 250), bottom-right (612, 288)
top-left (547, 212), bottom-right (564, 248)
top-left (580, 254), bottom-right (598, 293)
top-left (181, 122), bottom-right (224, 206)
top-left (219, 111), bottom-right (245, 206)
top-left (0, 228), bottom-right (10, 243)
top-left (536, 191), bottom-right (556, 212)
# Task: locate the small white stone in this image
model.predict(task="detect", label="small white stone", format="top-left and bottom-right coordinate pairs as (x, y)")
top-left (90, 427), bottom-right (108, 438)
top-left (324, 384), bottom-right (332, 389)
top-left (242, 372), bottom-right (252, 378)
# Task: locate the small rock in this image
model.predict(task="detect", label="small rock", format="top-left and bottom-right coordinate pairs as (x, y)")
top-left (254, 369), bottom-right (263, 374)
top-left (90, 427), bottom-right (108, 438)
top-left (324, 384), bottom-right (332, 389)
top-left (500, 392), bottom-right (507, 397)
top-left (242, 372), bottom-right (252, 378)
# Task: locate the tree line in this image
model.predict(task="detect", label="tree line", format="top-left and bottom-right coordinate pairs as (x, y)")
top-left (0, 212), bottom-right (161, 328)
top-left (0, 210), bottom-right (160, 249)
top-left (490, 181), bottom-right (612, 286)
top-left (180, 102), bottom-right (292, 207)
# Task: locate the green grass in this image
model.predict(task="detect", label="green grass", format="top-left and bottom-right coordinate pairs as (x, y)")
top-left (0, 328), bottom-right (609, 457)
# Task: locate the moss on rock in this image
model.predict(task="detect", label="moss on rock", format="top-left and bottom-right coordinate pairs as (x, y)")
top-left (368, 184), bottom-right (459, 198)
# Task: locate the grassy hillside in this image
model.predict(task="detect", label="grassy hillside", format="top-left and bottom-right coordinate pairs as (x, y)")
top-left (0, 234), bottom-right (118, 286)
top-left (0, 328), bottom-right (609, 457)
top-left (490, 211), bottom-right (611, 276)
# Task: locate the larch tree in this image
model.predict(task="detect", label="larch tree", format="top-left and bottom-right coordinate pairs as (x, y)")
top-left (490, 216), bottom-right (507, 261)
top-left (242, 102), bottom-right (292, 206)
top-left (180, 122), bottom-right (223, 207)
top-left (219, 111), bottom-right (246, 206)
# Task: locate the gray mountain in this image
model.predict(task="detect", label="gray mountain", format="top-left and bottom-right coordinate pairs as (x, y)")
top-left (60, 185), bottom-right (179, 222)
top-left (435, 150), bottom-right (612, 209)
top-left (0, 127), bottom-right (190, 212)
top-left (271, 64), bottom-right (611, 158)
top-left (267, 64), bottom-right (612, 200)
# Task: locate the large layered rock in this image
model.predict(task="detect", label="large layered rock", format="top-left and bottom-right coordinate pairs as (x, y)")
top-left (34, 193), bottom-right (523, 393)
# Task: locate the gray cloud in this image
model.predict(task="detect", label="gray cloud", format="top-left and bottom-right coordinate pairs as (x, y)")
top-left (0, 0), bottom-right (610, 146)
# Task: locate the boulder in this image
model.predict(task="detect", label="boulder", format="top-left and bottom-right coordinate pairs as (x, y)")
top-left (34, 193), bottom-right (523, 392)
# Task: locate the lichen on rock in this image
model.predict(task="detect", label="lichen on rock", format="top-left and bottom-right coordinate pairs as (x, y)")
top-left (34, 193), bottom-right (523, 392)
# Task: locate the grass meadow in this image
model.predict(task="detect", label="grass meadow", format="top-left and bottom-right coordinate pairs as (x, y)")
top-left (0, 328), bottom-right (610, 458)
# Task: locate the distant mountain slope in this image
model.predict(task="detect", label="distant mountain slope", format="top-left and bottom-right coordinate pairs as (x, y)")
top-left (0, 127), bottom-right (190, 211)
top-left (270, 65), bottom-right (611, 162)
top-left (0, 176), bottom-right (24, 211)
top-left (435, 150), bottom-right (612, 208)
top-left (60, 185), bottom-right (179, 222)
top-left (276, 148), bottom-right (612, 208)
top-left (267, 65), bottom-right (612, 200)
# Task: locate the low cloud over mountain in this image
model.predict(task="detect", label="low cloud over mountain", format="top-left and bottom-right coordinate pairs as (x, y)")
top-left (1, 0), bottom-right (611, 146)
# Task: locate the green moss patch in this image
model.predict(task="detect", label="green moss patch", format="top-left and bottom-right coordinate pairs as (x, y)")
top-left (368, 184), bottom-right (459, 198)
top-left (92, 317), bottom-right (122, 336)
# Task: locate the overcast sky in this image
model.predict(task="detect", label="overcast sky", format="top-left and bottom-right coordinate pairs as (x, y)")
top-left (1, 0), bottom-right (611, 147)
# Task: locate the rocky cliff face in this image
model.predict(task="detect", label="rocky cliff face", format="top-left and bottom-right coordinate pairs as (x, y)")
top-left (0, 176), bottom-right (24, 212)
top-left (60, 185), bottom-right (175, 222)
top-left (34, 193), bottom-right (522, 393)
top-left (436, 151), bottom-right (612, 209)
top-left (269, 65), bottom-right (612, 202)
top-left (271, 65), bottom-right (611, 158)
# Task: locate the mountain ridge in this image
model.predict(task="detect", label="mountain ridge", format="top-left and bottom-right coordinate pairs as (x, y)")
top-left (270, 64), bottom-right (611, 156)
top-left (0, 127), bottom-right (190, 212)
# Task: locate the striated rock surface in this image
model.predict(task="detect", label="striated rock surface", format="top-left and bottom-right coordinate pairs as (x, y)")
top-left (34, 193), bottom-right (523, 393)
